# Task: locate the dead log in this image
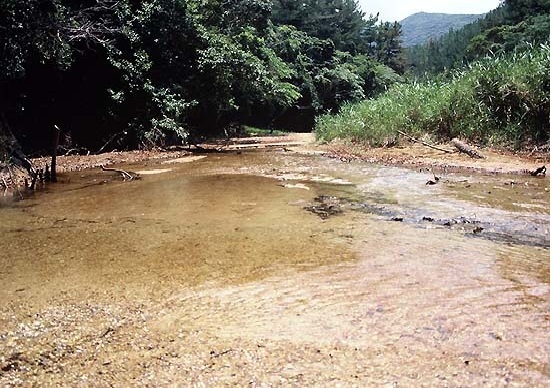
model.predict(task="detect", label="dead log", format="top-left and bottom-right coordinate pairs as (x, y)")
top-left (397, 130), bottom-right (454, 153)
top-left (451, 138), bottom-right (484, 159)
top-left (530, 166), bottom-right (547, 176)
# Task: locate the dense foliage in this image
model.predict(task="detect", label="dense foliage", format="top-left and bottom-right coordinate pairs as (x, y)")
top-left (2, 0), bottom-right (548, 155)
top-left (0, 0), bottom-right (404, 153)
top-left (317, 0), bottom-right (550, 150)
top-left (316, 44), bottom-right (550, 149)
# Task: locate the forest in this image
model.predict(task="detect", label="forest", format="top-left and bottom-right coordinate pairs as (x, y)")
top-left (405, 0), bottom-right (550, 74)
top-left (400, 12), bottom-right (483, 47)
top-left (0, 0), bottom-right (549, 161)
top-left (0, 0), bottom-right (403, 157)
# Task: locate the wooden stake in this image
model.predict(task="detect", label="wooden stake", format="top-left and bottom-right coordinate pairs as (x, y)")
top-left (51, 125), bottom-right (61, 182)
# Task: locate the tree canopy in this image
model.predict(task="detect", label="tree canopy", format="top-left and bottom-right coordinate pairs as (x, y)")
top-left (0, 0), bottom-right (405, 153)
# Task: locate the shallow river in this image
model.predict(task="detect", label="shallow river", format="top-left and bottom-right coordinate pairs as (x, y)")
top-left (0, 149), bottom-right (549, 386)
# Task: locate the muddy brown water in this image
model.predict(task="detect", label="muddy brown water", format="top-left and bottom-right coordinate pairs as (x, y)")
top-left (0, 149), bottom-right (549, 386)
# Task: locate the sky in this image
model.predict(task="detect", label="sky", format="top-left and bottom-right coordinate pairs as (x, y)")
top-left (357, 0), bottom-right (503, 23)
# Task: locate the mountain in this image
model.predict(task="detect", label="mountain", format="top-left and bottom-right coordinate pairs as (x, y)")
top-left (400, 12), bottom-right (484, 47)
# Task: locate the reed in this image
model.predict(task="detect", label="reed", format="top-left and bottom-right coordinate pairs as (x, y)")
top-left (316, 44), bottom-right (550, 149)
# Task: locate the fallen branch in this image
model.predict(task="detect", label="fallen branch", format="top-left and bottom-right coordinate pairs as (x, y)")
top-left (63, 147), bottom-right (90, 156)
top-left (100, 165), bottom-right (139, 181)
top-left (397, 130), bottom-right (453, 153)
top-left (451, 138), bottom-right (485, 159)
top-left (96, 131), bottom-right (127, 154)
top-left (101, 327), bottom-right (115, 338)
top-left (530, 166), bottom-right (547, 176)
top-left (210, 349), bottom-right (232, 358)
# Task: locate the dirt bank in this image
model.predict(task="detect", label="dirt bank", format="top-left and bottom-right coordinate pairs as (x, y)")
top-left (43, 133), bottom-right (551, 176)
top-left (319, 139), bottom-right (550, 176)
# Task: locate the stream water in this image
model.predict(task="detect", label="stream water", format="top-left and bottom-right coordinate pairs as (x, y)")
top-left (0, 149), bottom-right (549, 386)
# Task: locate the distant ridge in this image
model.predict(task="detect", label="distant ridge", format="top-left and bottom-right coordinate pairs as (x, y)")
top-left (400, 12), bottom-right (483, 47)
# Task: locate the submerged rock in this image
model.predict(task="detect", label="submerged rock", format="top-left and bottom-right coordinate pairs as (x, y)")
top-left (305, 196), bottom-right (344, 219)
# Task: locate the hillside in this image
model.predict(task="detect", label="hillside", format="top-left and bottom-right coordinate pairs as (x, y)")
top-left (400, 12), bottom-right (483, 46)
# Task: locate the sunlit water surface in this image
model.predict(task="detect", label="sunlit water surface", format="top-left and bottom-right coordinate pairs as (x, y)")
top-left (0, 150), bottom-right (549, 386)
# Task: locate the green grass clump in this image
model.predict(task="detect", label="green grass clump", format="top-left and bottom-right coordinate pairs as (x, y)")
top-left (316, 44), bottom-right (550, 149)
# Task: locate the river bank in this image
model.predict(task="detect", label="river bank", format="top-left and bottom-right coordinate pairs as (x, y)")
top-left (319, 138), bottom-right (549, 175)
top-left (0, 136), bottom-right (549, 386)
top-left (23, 133), bottom-right (553, 180)
top-left (0, 132), bottom-right (549, 208)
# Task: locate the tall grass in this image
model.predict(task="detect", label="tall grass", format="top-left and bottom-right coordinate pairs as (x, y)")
top-left (316, 44), bottom-right (550, 149)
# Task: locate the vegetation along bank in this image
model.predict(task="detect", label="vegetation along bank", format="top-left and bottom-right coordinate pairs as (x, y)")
top-left (316, 44), bottom-right (550, 149)
top-left (316, 0), bottom-right (550, 150)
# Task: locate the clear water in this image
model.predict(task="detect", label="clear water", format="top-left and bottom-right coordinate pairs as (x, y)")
top-left (0, 150), bottom-right (549, 386)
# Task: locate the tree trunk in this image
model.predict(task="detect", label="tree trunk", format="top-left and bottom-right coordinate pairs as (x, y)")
top-left (51, 125), bottom-right (60, 182)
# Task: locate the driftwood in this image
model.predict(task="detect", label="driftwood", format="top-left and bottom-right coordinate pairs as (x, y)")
top-left (451, 138), bottom-right (484, 159)
top-left (100, 165), bottom-right (140, 181)
top-left (530, 166), bottom-right (547, 176)
top-left (397, 130), bottom-right (453, 153)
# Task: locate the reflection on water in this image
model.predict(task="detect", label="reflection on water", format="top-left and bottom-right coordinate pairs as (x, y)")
top-left (0, 150), bottom-right (549, 386)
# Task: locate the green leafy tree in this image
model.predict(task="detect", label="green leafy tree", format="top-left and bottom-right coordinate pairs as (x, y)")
top-left (189, 0), bottom-right (301, 133)
top-left (368, 21), bottom-right (404, 73)
top-left (267, 23), bottom-right (401, 126)
top-left (0, 0), bottom-right (129, 150)
top-left (0, 0), bottom-right (405, 153)
top-left (271, 0), bottom-right (371, 54)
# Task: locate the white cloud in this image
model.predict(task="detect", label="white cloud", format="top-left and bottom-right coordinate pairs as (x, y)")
top-left (357, 0), bottom-right (503, 22)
